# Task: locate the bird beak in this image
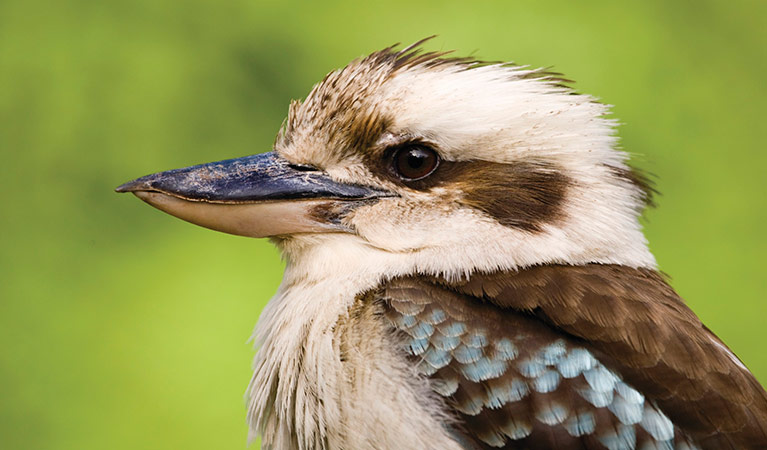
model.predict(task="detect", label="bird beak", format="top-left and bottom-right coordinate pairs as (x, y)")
top-left (115, 151), bottom-right (393, 238)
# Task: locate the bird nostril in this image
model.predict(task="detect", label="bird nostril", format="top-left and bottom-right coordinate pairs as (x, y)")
top-left (288, 163), bottom-right (320, 172)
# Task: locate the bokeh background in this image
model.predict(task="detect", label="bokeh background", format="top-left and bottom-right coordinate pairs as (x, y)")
top-left (2, 0), bottom-right (765, 448)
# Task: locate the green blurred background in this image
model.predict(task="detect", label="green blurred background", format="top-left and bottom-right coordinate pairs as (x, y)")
top-left (1, 0), bottom-right (765, 448)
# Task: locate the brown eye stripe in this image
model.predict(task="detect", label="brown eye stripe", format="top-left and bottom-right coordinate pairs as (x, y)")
top-left (451, 161), bottom-right (570, 232)
top-left (369, 152), bottom-right (570, 232)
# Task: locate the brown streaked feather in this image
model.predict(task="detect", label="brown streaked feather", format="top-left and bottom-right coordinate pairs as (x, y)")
top-left (278, 40), bottom-right (583, 164)
top-left (434, 264), bottom-right (767, 448)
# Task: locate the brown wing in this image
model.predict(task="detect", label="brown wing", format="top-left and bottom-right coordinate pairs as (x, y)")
top-left (381, 264), bottom-right (767, 449)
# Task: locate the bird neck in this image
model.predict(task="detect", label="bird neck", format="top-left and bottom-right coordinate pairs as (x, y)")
top-left (247, 234), bottom-right (459, 449)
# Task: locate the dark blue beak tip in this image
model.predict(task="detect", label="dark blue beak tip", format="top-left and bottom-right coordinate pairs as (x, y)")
top-left (115, 180), bottom-right (140, 193)
top-left (115, 175), bottom-right (156, 193)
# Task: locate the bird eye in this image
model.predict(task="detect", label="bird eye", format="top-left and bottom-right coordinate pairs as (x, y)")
top-left (392, 145), bottom-right (440, 181)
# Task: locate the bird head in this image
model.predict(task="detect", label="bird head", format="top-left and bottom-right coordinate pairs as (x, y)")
top-left (117, 42), bottom-right (656, 277)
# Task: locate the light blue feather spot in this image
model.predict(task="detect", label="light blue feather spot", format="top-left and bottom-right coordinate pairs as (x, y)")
top-left (598, 423), bottom-right (636, 450)
top-left (532, 369), bottom-right (561, 393)
top-left (409, 321), bottom-right (435, 339)
top-left (485, 378), bottom-right (524, 409)
top-left (484, 390), bottom-right (505, 409)
top-left (564, 411), bottom-right (596, 437)
top-left (462, 332), bottom-right (488, 348)
top-left (517, 358), bottom-right (546, 378)
top-left (584, 365), bottom-right (619, 393)
top-left (535, 400), bottom-right (568, 425)
top-left (460, 357), bottom-right (508, 382)
top-left (557, 348), bottom-right (596, 378)
top-left (407, 337), bottom-right (429, 356)
top-left (432, 377), bottom-right (459, 396)
top-left (537, 340), bottom-right (567, 365)
top-left (423, 347), bottom-right (452, 369)
top-left (499, 418), bottom-right (532, 440)
top-left (393, 313), bottom-right (417, 329)
top-left (616, 381), bottom-right (644, 404)
top-left (578, 387), bottom-right (614, 407)
top-left (476, 430), bottom-right (505, 447)
top-left (438, 321), bottom-right (467, 337)
top-left (431, 333), bottom-right (461, 352)
top-left (508, 378), bottom-right (529, 401)
top-left (389, 299), bottom-right (424, 316)
top-left (487, 377), bottom-right (529, 407)
top-left (493, 338), bottom-right (518, 361)
top-left (640, 405), bottom-right (675, 441)
top-left (454, 344), bottom-right (483, 364)
top-left (417, 359), bottom-right (439, 376)
top-left (421, 308), bottom-right (447, 325)
top-left (608, 394), bottom-right (644, 425)
top-left (455, 393), bottom-right (484, 416)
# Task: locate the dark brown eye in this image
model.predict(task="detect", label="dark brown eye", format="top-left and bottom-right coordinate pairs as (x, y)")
top-left (392, 145), bottom-right (440, 181)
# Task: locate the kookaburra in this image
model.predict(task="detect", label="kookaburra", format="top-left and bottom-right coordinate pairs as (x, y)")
top-left (117, 41), bottom-right (767, 449)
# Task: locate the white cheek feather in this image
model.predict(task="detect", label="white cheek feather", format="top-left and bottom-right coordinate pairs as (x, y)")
top-left (350, 182), bottom-right (654, 280)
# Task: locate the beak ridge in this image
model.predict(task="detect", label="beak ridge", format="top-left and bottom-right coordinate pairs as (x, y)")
top-left (115, 151), bottom-right (391, 203)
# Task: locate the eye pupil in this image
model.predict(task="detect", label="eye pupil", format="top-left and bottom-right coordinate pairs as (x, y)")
top-left (408, 153), bottom-right (426, 168)
top-left (393, 145), bottom-right (439, 181)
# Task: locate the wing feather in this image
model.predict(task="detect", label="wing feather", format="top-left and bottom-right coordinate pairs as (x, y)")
top-left (381, 264), bottom-right (767, 449)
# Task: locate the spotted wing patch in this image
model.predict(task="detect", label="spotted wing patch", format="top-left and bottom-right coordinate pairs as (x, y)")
top-left (442, 264), bottom-right (767, 449)
top-left (383, 280), bottom-right (700, 449)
